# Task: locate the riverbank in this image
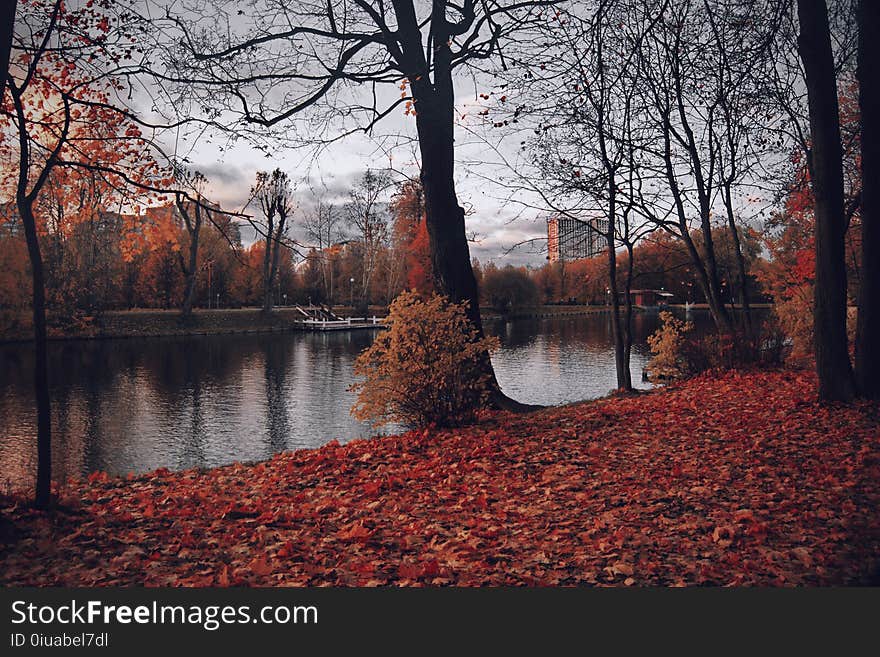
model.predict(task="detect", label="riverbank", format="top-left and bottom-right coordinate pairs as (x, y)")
top-left (483, 303), bottom-right (774, 321)
top-left (0, 307), bottom-right (380, 343)
top-left (481, 304), bottom-right (621, 321)
top-left (1, 304), bottom-right (648, 343)
top-left (2, 367), bottom-right (878, 586)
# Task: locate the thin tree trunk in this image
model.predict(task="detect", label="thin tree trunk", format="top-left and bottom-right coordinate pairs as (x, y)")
top-left (181, 246), bottom-right (198, 315)
top-left (661, 116), bottom-right (734, 334)
top-left (268, 221), bottom-right (284, 309)
top-left (672, 67), bottom-right (733, 336)
top-left (262, 220), bottom-right (274, 313)
top-left (623, 242), bottom-right (635, 382)
top-left (608, 244), bottom-right (630, 390)
top-left (175, 197), bottom-right (202, 317)
top-left (180, 226), bottom-right (200, 316)
top-left (605, 174), bottom-right (631, 391)
top-left (19, 200), bottom-right (52, 509)
top-left (855, 0), bottom-right (880, 398)
top-left (10, 80), bottom-right (62, 510)
top-left (797, 0), bottom-right (855, 401)
top-left (722, 184), bottom-right (753, 334)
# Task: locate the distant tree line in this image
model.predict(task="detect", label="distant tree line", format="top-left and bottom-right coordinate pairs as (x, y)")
top-left (0, 170), bottom-right (439, 332)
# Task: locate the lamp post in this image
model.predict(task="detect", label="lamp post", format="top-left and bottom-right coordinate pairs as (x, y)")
top-left (349, 277), bottom-right (355, 314)
top-left (283, 292), bottom-right (287, 307)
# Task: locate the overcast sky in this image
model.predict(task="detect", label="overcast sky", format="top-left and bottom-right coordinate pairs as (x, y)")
top-left (178, 86), bottom-right (550, 268)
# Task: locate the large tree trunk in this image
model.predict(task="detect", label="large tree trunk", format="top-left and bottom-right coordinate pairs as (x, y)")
top-left (413, 80), bottom-right (534, 410)
top-left (19, 199), bottom-right (52, 509)
top-left (393, 0), bottom-right (535, 411)
top-left (416, 104), bottom-right (482, 331)
top-left (855, 0), bottom-right (880, 399)
top-left (797, 0), bottom-right (856, 401)
top-left (0, 0), bottom-right (16, 103)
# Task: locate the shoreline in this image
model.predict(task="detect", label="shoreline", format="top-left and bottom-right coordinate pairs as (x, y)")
top-left (0, 303), bottom-right (774, 345)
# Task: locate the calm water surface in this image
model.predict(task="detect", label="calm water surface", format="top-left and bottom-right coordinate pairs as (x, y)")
top-left (0, 313), bottom-right (671, 487)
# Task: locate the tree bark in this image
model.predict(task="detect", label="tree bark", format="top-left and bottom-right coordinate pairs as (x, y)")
top-left (605, 174), bottom-right (631, 391)
top-left (797, 0), bottom-right (855, 401)
top-left (659, 114), bottom-right (733, 334)
top-left (722, 184), bottom-right (753, 334)
top-left (413, 76), bottom-right (530, 410)
top-left (855, 0), bottom-right (880, 398)
top-left (415, 102), bottom-right (482, 331)
top-left (0, 0), bottom-right (16, 103)
top-left (262, 217), bottom-right (275, 313)
top-left (395, 0), bottom-right (535, 411)
top-left (18, 199), bottom-right (52, 509)
top-left (623, 241), bottom-right (635, 383)
top-left (176, 198), bottom-right (202, 317)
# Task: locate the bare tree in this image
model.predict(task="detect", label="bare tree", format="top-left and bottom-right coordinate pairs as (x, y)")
top-left (302, 189), bottom-right (344, 305)
top-left (155, 0), bottom-right (559, 409)
top-left (346, 168), bottom-right (391, 310)
top-left (493, 0), bottom-right (784, 343)
top-left (0, 0), bottom-right (226, 506)
top-left (0, 0), bottom-right (15, 103)
top-left (173, 170), bottom-right (210, 316)
top-left (253, 169), bottom-right (294, 313)
top-left (701, 0), bottom-right (782, 334)
top-left (796, 0), bottom-right (855, 401)
top-left (539, 1), bottom-right (656, 391)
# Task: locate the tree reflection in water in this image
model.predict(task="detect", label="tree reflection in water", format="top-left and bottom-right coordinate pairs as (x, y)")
top-left (0, 312), bottom-right (707, 487)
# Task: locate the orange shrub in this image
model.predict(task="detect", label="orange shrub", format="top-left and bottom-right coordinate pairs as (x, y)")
top-left (350, 291), bottom-right (499, 428)
top-left (645, 311), bottom-right (693, 382)
top-left (773, 283), bottom-right (814, 365)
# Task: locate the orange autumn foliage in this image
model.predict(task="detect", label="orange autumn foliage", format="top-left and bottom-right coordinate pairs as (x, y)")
top-left (350, 291), bottom-right (498, 428)
top-left (391, 180), bottom-right (434, 295)
top-left (2, 369), bottom-right (879, 586)
top-left (406, 217), bottom-right (433, 294)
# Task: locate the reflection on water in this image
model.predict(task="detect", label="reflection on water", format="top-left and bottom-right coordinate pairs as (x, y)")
top-left (488, 313), bottom-right (659, 405)
top-left (0, 312), bottom-right (665, 487)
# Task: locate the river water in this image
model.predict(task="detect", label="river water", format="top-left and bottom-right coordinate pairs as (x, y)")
top-left (0, 312), bottom-right (670, 488)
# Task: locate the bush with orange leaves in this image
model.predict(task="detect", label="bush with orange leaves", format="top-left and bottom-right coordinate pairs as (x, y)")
top-left (350, 291), bottom-right (499, 428)
top-left (646, 311), bottom-right (694, 382)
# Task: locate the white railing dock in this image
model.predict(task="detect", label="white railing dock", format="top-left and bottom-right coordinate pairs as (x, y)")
top-left (292, 316), bottom-right (387, 332)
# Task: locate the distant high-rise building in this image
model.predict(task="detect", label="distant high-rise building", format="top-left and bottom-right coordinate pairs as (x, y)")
top-left (546, 215), bottom-right (607, 263)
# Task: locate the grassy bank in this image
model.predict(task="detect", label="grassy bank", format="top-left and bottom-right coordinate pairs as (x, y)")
top-left (1, 368), bottom-right (878, 586)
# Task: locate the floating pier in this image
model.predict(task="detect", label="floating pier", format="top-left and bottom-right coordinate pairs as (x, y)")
top-left (291, 305), bottom-right (387, 331)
